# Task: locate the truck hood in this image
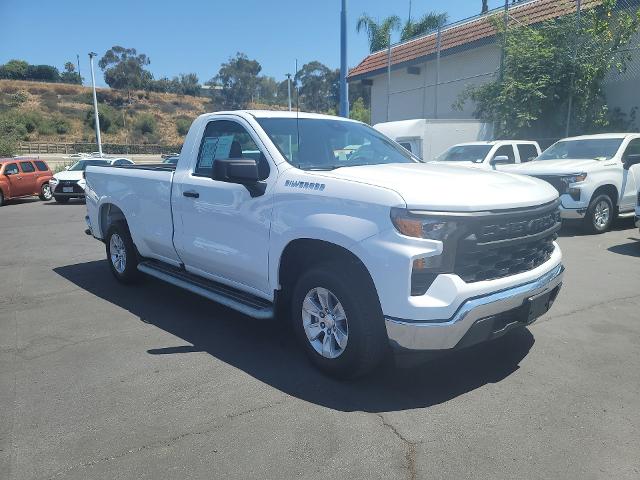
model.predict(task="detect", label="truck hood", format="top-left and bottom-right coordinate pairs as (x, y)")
top-left (501, 159), bottom-right (609, 175)
top-left (53, 170), bottom-right (84, 181)
top-left (428, 160), bottom-right (486, 169)
top-left (319, 163), bottom-right (558, 211)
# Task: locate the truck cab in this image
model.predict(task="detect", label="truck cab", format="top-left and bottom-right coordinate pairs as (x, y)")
top-left (430, 141), bottom-right (542, 170)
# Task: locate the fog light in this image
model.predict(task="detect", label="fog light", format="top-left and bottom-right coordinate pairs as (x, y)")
top-left (569, 187), bottom-right (581, 201)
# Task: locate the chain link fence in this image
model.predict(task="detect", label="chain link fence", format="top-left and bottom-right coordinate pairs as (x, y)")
top-left (376, 0), bottom-right (640, 142)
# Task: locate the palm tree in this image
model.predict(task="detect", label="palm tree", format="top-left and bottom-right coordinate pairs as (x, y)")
top-left (482, 0), bottom-right (489, 14)
top-left (400, 12), bottom-right (448, 42)
top-left (356, 14), bottom-right (401, 53)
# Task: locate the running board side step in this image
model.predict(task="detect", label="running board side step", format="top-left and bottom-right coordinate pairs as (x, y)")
top-left (137, 261), bottom-right (274, 320)
top-left (617, 211), bottom-right (636, 219)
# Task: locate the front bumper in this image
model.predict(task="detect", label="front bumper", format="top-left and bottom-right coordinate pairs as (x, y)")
top-left (385, 263), bottom-right (564, 351)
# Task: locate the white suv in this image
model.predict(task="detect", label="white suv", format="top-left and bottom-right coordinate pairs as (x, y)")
top-left (431, 141), bottom-right (541, 170)
top-left (503, 134), bottom-right (640, 233)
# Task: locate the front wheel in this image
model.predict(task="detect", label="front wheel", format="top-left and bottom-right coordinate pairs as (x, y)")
top-left (291, 263), bottom-right (387, 379)
top-left (584, 194), bottom-right (613, 234)
top-left (0, 189), bottom-right (4, 206)
top-left (39, 183), bottom-right (52, 201)
top-left (105, 222), bottom-right (140, 283)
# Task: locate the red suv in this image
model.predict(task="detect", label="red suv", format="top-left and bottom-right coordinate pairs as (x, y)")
top-left (0, 158), bottom-right (54, 206)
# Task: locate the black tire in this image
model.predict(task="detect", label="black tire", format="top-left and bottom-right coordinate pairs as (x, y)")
top-left (0, 189), bottom-right (4, 207)
top-left (54, 196), bottom-right (69, 204)
top-left (105, 222), bottom-right (140, 283)
top-left (39, 182), bottom-right (52, 201)
top-left (583, 194), bottom-right (613, 234)
top-left (291, 262), bottom-right (388, 379)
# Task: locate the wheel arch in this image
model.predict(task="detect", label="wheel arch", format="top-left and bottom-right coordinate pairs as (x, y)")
top-left (277, 238), bottom-right (380, 303)
top-left (591, 184), bottom-right (619, 208)
top-left (99, 202), bottom-right (127, 238)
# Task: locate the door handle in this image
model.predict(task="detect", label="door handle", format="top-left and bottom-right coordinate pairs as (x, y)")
top-left (183, 190), bottom-right (199, 198)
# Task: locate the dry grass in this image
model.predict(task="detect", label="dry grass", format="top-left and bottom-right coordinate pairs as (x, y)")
top-left (0, 79), bottom-right (211, 145)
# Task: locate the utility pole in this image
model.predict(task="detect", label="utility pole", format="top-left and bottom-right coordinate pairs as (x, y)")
top-left (434, 26), bottom-right (442, 119)
top-left (88, 52), bottom-right (102, 157)
top-left (286, 73), bottom-right (292, 112)
top-left (76, 54), bottom-right (82, 85)
top-left (386, 32), bottom-right (392, 122)
top-left (566, 0), bottom-right (582, 138)
top-left (339, 0), bottom-right (349, 117)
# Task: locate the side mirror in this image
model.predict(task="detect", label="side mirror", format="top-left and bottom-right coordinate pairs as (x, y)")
top-left (623, 154), bottom-right (640, 170)
top-left (213, 158), bottom-right (265, 197)
top-left (491, 155), bottom-right (511, 166)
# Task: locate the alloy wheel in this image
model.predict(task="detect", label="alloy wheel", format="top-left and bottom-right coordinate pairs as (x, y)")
top-left (301, 287), bottom-right (349, 359)
top-left (109, 233), bottom-right (127, 274)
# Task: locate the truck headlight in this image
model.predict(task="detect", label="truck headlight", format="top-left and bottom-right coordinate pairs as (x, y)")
top-left (561, 173), bottom-right (587, 185)
top-left (390, 208), bottom-right (458, 241)
top-left (49, 177), bottom-right (59, 185)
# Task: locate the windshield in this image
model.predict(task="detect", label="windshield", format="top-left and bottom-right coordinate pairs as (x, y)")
top-left (435, 144), bottom-right (493, 163)
top-left (256, 118), bottom-right (418, 170)
top-left (537, 139), bottom-right (624, 161)
top-left (68, 159), bottom-right (110, 171)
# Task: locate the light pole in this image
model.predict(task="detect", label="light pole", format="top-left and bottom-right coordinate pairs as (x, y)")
top-left (88, 52), bottom-right (102, 157)
top-left (286, 73), bottom-right (292, 112)
top-left (339, 0), bottom-right (349, 117)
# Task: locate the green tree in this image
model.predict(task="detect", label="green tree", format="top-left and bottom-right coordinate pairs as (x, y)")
top-left (295, 61), bottom-right (338, 112)
top-left (356, 14), bottom-right (401, 52)
top-left (60, 62), bottom-right (82, 84)
top-left (0, 59), bottom-right (29, 79)
top-left (401, 12), bottom-right (448, 41)
top-left (211, 52), bottom-right (262, 109)
top-left (98, 46), bottom-right (152, 93)
top-left (458, 0), bottom-right (640, 138)
top-left (178, 73), bottom-right (201, 96)
top-left (349, 97), bottom-right (370, 123)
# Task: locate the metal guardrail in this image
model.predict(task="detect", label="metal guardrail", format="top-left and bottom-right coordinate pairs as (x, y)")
top-left (18, 142), bottom-right (182, 155)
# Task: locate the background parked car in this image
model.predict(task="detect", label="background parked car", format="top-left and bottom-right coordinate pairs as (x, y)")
top-left (50, 158), bottom-right (134, 203)
top-left (162, 156), bottom-right (180, 165)
top-left (430, 141), bottom-right (542, 170)
top-left (0, 158), bottom-right (53, 206)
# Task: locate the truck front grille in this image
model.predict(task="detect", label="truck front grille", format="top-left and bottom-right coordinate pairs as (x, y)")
top-left (452, 202), bottom-right (561, 283)
top-left (531, 176), bottom-right (568, 195)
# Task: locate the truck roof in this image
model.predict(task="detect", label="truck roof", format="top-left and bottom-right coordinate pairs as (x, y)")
top-left (199, 110), bottom-right (360, 122)
top-left (454, 140), bottom-right (538, 146)
top-left (562, 133), bottom-right (639, 141)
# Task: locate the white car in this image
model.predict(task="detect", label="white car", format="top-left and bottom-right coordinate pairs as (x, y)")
top-left (502, 134), bottom-right (640, 233)
top-left (431, 141), bottom-right (542, 170)
top-left (50, 157), bottom-right (134, 203)
top-left (84, 111), bottom-right (564, 378)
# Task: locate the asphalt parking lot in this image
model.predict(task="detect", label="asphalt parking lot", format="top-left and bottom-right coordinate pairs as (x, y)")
top-left (1, 199), bottom-right (639, 480)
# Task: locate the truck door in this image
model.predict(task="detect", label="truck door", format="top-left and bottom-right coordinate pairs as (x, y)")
top-left (172, 118), bottom-right (274, 297)
top-left (620, 138), bottom-right (640, 210)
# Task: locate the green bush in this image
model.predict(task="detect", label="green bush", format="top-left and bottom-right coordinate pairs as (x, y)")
top-left (134, 113), bottom-right (156, 135)
top-left (84, 103), bottom-right (121, 133)
top-left (176, 118), bottom-right (191, 136)
top-left (0, 135), bottom-right (18, 157)
top-left (36, 117), bottom-right (70, 136)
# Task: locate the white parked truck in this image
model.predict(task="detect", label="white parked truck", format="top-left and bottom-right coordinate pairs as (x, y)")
top-left (502, 134), bottom-right (640, 233)
top-left (373, 118), bottom-right (493, 161)
top-left (84, 111), bottom-right (564, 378)
top-left (430, 140), bottom-right (542, 170)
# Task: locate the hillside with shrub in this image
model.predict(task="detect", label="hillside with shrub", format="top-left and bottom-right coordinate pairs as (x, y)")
top-left (0, 80), bottom-right (218, 155)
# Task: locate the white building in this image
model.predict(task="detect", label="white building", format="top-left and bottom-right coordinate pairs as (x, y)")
top-left (348, 0), bottom-right (639, 128)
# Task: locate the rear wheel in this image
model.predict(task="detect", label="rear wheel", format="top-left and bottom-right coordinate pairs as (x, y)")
top-left (584, 194), bottom-right (613, 234)
top-left (105, 222), bottom-right (140, 283)
top-left (54, 196), bottom-right (69, 204)
top-left (291, 263), bottom-right (387, 379)
top-left (39, 183), bottom-right (52, 201)
top-left (0, 189), bottom-right (4, 206)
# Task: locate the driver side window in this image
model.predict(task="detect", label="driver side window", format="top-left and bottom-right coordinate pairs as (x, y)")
top-left (492, 145), bottom-right (516, 163)
top-left (3, 163), bottom-right (19, 175)
top-left (195, 120), bottom-right (269, 179)
top-left (623, 139), bottom-right (640, 159)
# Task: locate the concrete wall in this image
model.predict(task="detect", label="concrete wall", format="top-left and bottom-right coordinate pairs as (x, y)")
top-left (367, 39), bottom-right (639, 131)
top-left (369, 43), bottom-right (501, 125)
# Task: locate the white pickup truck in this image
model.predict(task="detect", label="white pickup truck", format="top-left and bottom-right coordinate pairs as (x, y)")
top-left (502, 134), bottom-right (640, 233)
top-left (431, 140), bottom-right (542, 170)
top-left (84, 111), bottom-right (564, 378)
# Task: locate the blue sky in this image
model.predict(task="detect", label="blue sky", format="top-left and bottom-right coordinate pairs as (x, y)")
top-left (0, 0), bottom-right (505, 87)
